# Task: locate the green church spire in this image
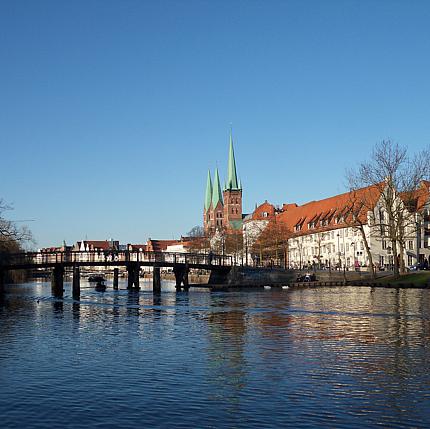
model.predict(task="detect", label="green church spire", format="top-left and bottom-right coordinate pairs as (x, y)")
top-left (212, 168), bottom-right (223, 208)
top-left (204, 170), bottom-right (212, 210)
top-left (227, 130), bottom-right (240, 190)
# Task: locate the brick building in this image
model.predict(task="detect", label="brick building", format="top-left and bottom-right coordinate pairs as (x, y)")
top-left (203, 132), bottom-right (243, 235)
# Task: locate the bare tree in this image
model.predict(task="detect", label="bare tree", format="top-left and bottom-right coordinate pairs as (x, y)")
top-left (251, 218), bottom-right (291, 267)
top-left (343, 188), bottom-right (379, 279)
top-left (187, 225), bottom-right (205, 238)
top-left (0, 199), bottom-right (33, 253)
top-left (348, 140), bottom-right (430, 277)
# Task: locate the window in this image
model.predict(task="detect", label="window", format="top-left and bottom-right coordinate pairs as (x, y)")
top-left (382, 240), bottom-right (387, 250)
top-left (408, 240), bottom-right (414, 250)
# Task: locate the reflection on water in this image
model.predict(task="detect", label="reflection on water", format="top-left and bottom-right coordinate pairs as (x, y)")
top-left (1, 281), bottom-right (430, 428)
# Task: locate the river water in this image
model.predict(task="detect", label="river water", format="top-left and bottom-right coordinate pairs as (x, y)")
top-left (1, 279), bottom-right (430, 428)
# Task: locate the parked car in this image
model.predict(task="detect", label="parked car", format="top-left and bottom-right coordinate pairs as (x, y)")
top-left (408, 263), bottom-right (428, 271)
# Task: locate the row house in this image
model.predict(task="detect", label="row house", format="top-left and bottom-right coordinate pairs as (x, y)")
top-left (246, 181), bottom-right (427, 270)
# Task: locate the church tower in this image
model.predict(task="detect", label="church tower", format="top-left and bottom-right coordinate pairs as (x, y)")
top-left (203, 130), bottom-right (243, 236)
top-left (223, 131), bottom-right (243, 232)
top-left (212, 168), bottom-right (224, 231)
top-left (203, 170), bottom-right (212, 233)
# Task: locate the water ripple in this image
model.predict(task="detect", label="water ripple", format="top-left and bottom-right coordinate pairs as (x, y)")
top-left (1, 282), bottom-right (430, 428)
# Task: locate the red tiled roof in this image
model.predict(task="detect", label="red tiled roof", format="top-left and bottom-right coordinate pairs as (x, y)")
top-left (402, 180), bottom-right (430, 212)
top-left (147, 239), bottom-right (180, 252)
top-left (83, 240), bottom-right (111, 250)
top-left (251, 201), bottom-right (276, 220)
top-left (276, 184), bottom-right (382, 236)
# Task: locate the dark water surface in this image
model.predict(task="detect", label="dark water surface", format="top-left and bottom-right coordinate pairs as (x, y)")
top-left (1, 280), bottom-right (430, 428)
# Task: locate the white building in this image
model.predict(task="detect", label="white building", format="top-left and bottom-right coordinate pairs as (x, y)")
top-left (246, 182), bottom-right (426, 271)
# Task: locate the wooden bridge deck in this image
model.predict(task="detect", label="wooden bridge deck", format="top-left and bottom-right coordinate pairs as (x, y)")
top-left (0, 250), bottom-right (232, 271)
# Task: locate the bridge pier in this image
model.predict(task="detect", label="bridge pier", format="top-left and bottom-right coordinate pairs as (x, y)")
top-left (72, 267), bottom-right (80, 300)
top-left (51, 265), bottom-right (64, 298)
top-left (153, 266), bottom-right (161, 294)
top-left (113, 268), bottom-right (119, 290)
top-left (127, 263), bottom-right (140, 290)
top-left (183, 264), bottom-right (189, 291)
top-left (173, 264), bottom-right (190, 291)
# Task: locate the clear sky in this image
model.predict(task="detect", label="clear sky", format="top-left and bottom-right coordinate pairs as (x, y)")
top-left (1, 0), bottom-right (430, 248)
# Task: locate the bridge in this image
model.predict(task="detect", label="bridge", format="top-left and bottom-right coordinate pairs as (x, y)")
top-left (0, 250), bottom-right (233, 298)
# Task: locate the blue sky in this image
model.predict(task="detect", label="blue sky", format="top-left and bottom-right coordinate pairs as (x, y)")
top-left (1, 0), bottom-right (430, 248)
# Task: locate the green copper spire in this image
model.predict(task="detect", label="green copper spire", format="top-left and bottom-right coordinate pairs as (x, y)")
top-left (212, 168), bottom-right (223, 207)
top-left (227, 130), bottom-right (240, 190)
top-left (204, 170), bottom-right (212, 210)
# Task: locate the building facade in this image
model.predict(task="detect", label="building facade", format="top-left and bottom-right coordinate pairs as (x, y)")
top-left (244, 182), bottom-right (426, 270)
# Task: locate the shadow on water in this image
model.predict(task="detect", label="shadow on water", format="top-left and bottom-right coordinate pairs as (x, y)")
top-left (52, 299), bottom-right (63, 315)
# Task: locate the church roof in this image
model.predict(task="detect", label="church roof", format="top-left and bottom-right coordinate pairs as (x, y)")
top-left (212, 168), bottom-right (223, 207)
top-left (226, 131), bottom-right (240, 190)
top-left (204, 170), bottom-right (212, 210)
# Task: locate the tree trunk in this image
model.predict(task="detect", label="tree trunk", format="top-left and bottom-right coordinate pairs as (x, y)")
top-left (392, 239), bottom-right (400, 277)
top-left (399, 242), bottom-right (406, 273)
top-left (358, 226), bottom-right (375, 280)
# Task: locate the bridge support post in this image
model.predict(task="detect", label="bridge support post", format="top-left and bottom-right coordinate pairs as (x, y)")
top-left (183, 264), bottom-right (189, 291)
top-left (127, 263), bottom-right (140, 290)
top-left (113, 268), bottom-right (119, 290)
top-left (173, 265), bottom-right (183, 291)
top-left (51, 265), bottom-right (64, 298)
top-left (134, 265), bottom-right (140, 290)
top-left (153, 266), bottom-right (161, 294)
top-left (173, 264), bottom-right (190, 291)
top-left (72, 266), bottom-right (80, 300)
top-left (127, 264), bottom-right (133, 289)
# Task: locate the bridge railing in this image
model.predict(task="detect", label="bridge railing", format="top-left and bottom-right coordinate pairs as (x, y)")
top-left (0, 250), bottom-right (233, 268)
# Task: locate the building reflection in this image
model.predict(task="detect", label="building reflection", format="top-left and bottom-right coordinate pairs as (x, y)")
top-left (205, 294), bottom-right (248, 409)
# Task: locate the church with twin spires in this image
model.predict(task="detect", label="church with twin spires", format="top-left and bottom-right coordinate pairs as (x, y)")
top-left (203, 132), bottom-right (243, 235)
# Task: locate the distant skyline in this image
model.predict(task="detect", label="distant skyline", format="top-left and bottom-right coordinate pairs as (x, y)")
top-left (1, 0), bottom-right (430, 248)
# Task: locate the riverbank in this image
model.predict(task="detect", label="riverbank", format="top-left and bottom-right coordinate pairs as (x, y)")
top-left (350, 271), bottom-right (430, 288)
